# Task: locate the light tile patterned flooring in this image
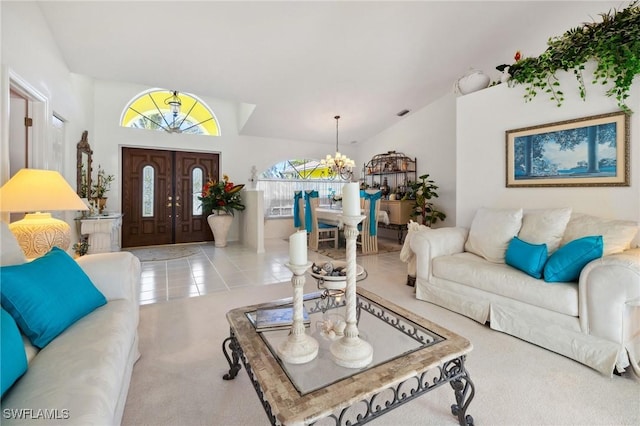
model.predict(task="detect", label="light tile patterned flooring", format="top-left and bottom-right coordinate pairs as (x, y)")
top-left (137, 238), bottom-right (406, 305)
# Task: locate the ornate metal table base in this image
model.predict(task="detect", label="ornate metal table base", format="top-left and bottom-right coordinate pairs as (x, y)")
top-left (222, 330), bottom-right (475, 425)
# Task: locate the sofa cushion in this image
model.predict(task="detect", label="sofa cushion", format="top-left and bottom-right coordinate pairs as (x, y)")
top-left (544, 236), bottom-right (603, 283)
top-left (464, 208), bottom-right (523, 263)
top-left (0, 299), bottom-right (137, 424)
top-left (562, 213), bottom-right (638, 256)
top-left (0, 222), bottom-right (26, 267)
top-left (1, 308), bottom-right (28, 397)
top-left (0, 247), bottom-right (107, 348)
top-left (432, 252), bottom-right (578, 316)
top-left (518, 207), bottom-right (572, 254)
top-left (505, 237), bottom-right (548, 279)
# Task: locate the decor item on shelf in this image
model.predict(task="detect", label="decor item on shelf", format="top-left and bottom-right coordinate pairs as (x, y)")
top-left (320, 115), bottom-right (355, 181)
top-left (91, 165), bottom-right (115, 214)
top-left (409, 174), bottom-right (446, 227)
top-left (199, 174), bottom-right (245, 247)
top-left (497, 1), bottom-right (639, 111)
top-left (380, 177), bottom-right (390, 198)
top-left (455, 68), bottom-right (491, 95)
top-left (0, 168), bottom-right (89, 258)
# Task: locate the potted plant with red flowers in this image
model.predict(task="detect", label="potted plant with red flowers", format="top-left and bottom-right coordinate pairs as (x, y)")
top-left (198, 174), bottom-right (245, 247)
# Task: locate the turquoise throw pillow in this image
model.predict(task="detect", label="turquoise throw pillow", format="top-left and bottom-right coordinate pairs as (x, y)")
top-left (0, 247), bottom-right (106, 348)
top-left (505, 236), bottom-right (548, 279)
top-left (544, 236), bottom-right (603, 283)
top-left (1, 308), bottom-right (28, 397)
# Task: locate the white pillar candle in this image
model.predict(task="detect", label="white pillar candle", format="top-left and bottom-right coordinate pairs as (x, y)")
top-left (289, 230), bottom-right (307, 266)
top-left (342, 182), bottom-right (360, 216)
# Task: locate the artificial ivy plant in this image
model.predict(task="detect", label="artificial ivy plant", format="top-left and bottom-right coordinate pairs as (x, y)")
top-left (500, 1), bottom-right (639, 112)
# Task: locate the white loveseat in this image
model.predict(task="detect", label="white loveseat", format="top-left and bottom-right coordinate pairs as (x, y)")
top-left (404, 208), bottom-right (640, 376)
top-left (1, 223), bottom-right (141, 424)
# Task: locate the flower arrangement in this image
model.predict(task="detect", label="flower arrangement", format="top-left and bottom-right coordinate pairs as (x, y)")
top-left (91, 165), bottom-right (115, 199)
top-left (198, 174), bottom-right (245, 216)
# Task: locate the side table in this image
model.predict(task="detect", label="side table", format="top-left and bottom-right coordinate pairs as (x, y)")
top-left (78, 213), bottom-right (123, 254)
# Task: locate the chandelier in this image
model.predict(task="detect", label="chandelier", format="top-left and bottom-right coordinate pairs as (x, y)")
top-left (321, 115), bottom-right (355, 180)
top-left (164, 91), bottom-right (183, 132)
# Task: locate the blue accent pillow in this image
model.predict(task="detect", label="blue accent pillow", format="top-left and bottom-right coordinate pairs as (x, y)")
top-left (544, 236), bottom-right (603, 283)
top-left (1, 308), bottom-right (28, 397)
top-left (0, 247), bottom-right (107, 348)
top-left (505, 236), bottom-right (548, 279)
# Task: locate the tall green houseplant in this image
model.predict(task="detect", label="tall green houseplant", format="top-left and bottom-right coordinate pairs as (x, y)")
top-left (501, 1), bottom-right (640, 112)
top-left (409, 174), bottom-right (446, 227)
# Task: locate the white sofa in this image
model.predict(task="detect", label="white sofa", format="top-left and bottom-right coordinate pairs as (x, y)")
top-left (404, 208), bottom-right (640, 376)
top-left (1, 223), bottom-right (141, 425)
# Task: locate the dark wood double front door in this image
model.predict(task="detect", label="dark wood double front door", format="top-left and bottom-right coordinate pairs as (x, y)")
top-left (121, 147), bottom-right (219, 248)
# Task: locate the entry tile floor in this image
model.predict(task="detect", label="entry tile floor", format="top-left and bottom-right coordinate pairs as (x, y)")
top-left (137, 238), bottom-right (407, 305)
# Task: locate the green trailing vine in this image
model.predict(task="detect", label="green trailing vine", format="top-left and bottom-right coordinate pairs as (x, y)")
top-left (500, 1), bottom-right (640, 112)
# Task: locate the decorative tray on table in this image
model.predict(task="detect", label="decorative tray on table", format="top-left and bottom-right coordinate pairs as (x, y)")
top-left (310, 261), bottom-right (365, 290)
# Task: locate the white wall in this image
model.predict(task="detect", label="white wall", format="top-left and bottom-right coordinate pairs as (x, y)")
top-left (92, 80), bottom-right (357, 242)
top-left (1, 2), bottom-right (93, 180)
top-left (1, 2), bottom-right (93, 242)
top-left (456, 71), bottom-right (640, 228)
top-left (357, 93), bottom-right (457, 228)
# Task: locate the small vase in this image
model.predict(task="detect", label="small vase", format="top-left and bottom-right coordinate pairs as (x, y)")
top-left (207, 212), bottom-right (233, 247)
top-left (93, 197), bottom-right (107, 214)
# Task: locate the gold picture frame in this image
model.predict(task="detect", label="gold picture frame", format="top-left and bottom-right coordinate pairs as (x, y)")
top-left (506, 111), bottom-right (630, 187)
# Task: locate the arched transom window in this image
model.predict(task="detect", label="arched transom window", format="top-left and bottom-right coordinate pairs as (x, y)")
top-left (121, 89), bottom-right (220, 135)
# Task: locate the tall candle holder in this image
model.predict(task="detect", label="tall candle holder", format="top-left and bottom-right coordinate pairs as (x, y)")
top-left (277, 262), bottom-right (319, 364)
top-left (330, 214), bottom-right (373, 368)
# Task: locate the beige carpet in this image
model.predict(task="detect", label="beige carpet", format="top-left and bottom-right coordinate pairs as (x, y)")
top-left (124, 244), bottom-right (203, 262)
top-left (122, 278), bottom-right (640, 426)
top-left (308, 238), bottom-right (402, 260)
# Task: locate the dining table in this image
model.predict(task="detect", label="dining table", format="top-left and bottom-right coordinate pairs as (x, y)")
top-left (315, 205), bottom-right (390, 228)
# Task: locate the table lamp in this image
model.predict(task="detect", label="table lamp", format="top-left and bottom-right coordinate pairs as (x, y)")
top-left (0, 168), bottom-right (89, 258)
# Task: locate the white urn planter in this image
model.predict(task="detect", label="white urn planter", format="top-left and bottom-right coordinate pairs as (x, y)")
top-left (207, 212), bottom-right (233, 247)
top-left (456, 69), bottom-right (490, 95)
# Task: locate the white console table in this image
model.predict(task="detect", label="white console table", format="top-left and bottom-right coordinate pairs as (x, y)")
top-left (79, 214), bottom-right (123, 254)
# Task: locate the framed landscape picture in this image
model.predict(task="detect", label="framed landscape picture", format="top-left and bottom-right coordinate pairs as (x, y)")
top-left (506, 112), bottom-right (629, 187)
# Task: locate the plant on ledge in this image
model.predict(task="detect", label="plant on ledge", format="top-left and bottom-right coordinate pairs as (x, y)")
top-left (498, 1), bottom-right (640, 112)
top-left (409, 174), bottom-right (446, 227)
top-left (198, 174), bottom-right (246, 216)
top-left (91, 165), bottom-right (115, 199)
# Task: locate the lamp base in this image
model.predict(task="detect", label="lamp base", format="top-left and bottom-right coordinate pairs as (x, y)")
top-left (9, 212), bottom-right (71, 259)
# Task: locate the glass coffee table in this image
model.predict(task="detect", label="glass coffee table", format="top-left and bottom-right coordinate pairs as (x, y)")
top-left (223, 287), bottom-right (475, 425)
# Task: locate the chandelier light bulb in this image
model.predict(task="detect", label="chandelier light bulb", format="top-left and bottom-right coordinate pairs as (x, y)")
top-left (322, 115), bottom-right (354, 180)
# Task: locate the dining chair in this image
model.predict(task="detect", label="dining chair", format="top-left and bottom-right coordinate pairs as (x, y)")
top-left (357, 189), bottom-right (382, 254)
top-left (293, 191), bottom-right (305, 231)
top-left (308, 196), bottom-right (339, 250)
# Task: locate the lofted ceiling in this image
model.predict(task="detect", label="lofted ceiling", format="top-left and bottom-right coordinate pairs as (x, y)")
top-left (36, 1), bottom-right (626, 145)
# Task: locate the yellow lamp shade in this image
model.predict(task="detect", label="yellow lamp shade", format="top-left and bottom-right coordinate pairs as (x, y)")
top-left (0, 169), bottom-right (89, 258)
